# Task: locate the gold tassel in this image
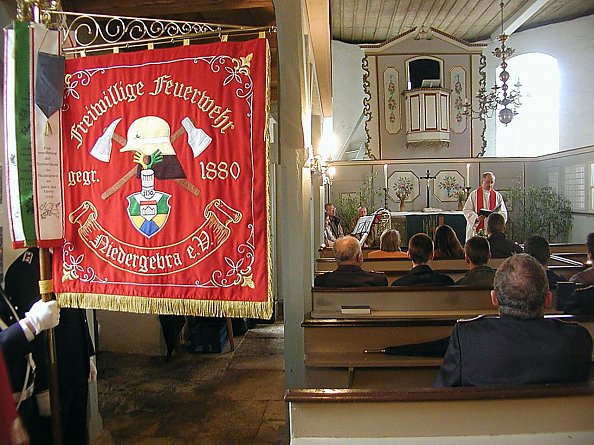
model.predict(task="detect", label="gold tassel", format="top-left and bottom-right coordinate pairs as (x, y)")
top-left (56, 293), bottom-right (273, 319)
top-left (44, 121), bottom-right (52, 136)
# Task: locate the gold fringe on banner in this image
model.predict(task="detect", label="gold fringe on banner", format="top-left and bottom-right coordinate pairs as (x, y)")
top-left (44, 121), bottom-right (52, 136)
top-left (264, 38), bottom-right (274, 314)
top-left (57, 293), bottom-right (273, 319)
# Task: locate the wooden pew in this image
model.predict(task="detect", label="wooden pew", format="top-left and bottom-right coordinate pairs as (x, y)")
top-left (315, 257), bottom-right (498, 272)
top-left (307, 285), bottom-right (496, 388)
top-left (311, 285), bottom-right (494, 318)
top-left (550, 243), bottom-right (587, 254)
top-left (315, 257), bottom-right (503, 284)
top-left (285, 384), bottom-right (594, 444)
top-left (303, 314), bottom-right (592, 389)
top-left (319, 243), bottom-right (587, 259)
top-left (553, 252), bottom-right (588, 264)
top-left (304, 316), bottom-right (458, 388)
top-left (315, 256), bottom-right (584, 283)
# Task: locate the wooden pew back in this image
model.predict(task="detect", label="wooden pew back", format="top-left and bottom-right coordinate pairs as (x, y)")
top-left (311, 286), bottom-right (494, 318)
top-left (315, 256), bottom-right (584, 282)
top-left (550, 243), bottom-right (587, 254)
top-left (286, 385), bottom-right (594, 444)
top-left (303, 314), bottom-right (593, 389)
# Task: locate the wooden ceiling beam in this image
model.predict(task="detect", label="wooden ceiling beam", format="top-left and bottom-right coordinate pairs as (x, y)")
top-left (306, 0), bottom-right (333, 118)
top-left (64, 0), bottom-right (272, 17)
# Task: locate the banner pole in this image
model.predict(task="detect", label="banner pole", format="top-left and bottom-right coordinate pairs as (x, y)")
top-left (39, 247), bottom-right (63, 445)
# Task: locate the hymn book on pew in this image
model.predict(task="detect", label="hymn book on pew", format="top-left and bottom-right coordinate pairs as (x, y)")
top-left (340, 305), bottom-right (371, 315)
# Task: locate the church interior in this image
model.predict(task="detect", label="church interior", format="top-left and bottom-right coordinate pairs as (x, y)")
top-left (1, 0), bottom-right (594, 443)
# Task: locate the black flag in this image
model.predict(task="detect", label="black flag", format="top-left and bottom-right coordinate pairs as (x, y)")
top-left (35, 51), bottom-right (65, 118)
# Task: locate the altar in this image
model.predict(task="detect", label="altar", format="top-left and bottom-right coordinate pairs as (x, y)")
top-left (390, 211), bottom-right (466, 245)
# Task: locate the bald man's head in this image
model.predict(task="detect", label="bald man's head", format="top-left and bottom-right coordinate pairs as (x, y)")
top-left (333, 235), bottom-right (363, 265)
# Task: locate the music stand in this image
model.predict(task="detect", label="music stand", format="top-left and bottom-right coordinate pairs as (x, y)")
top-left (352, 213), bottom-right (383, 246)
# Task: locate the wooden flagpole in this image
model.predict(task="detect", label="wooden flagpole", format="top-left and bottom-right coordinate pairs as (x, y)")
top-left (39, 247), bottom-right (62, 445)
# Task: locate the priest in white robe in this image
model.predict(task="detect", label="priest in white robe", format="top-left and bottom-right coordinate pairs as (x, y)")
top-left (463, 171), bottom-right (508, 241)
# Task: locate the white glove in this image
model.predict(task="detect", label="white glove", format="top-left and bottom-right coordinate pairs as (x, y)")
top-left (36, 390), bottom-right (51, 417)
top-left (89, 357), bottom-right (97, 383)
top-left (25, 300), bottom-right (60, 334)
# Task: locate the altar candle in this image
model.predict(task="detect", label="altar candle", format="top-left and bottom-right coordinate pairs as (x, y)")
top-left (383, 164), bottom-right (388, 189)
top-left (466, 163), bottom-right (470, 187)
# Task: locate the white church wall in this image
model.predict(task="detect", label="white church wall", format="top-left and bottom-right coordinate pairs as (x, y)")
top-left (527, 145), bottom-right (594, 243)
top-left (485, 14), bottom-right (594, 153)
top-left (331, 41), bottom-right (366, 160)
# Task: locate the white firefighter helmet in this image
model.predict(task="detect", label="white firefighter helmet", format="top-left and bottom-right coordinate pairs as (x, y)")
top-left (120, 116), bottom-right (176, 155)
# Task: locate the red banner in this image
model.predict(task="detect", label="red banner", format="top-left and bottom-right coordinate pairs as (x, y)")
top-left (54, 39), bottom-right (271, 318)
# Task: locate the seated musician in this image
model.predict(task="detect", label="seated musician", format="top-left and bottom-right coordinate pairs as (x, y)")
top-left (323, 215), bottom-right (337, 247)
top-left (524, 235), bottom-right (564, 289)
top-left (435, 254), bottom-right (592, 387)
top-left (368, 229), bottom-right (407, 259)
top-left (456, 236), bottom-right (495, 287)
top-left (314, 235), bottom-right (388, 287)
top-left (391, 233), bottom-right (454, 286)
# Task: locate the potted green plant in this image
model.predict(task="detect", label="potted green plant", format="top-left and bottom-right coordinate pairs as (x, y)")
top-left (503, 182), bottom-right (573, 244)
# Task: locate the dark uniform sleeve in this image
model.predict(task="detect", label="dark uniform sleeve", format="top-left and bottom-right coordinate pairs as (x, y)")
top-left (433, 324), bottom-right (462, 387)
top-left (4, 253), bottom-right (51, 393)
top-left (0, 324), bottom-right (31, 361)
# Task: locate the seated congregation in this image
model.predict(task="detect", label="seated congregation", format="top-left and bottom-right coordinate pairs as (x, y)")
top-left (311, 226), bottom-right (594, 389)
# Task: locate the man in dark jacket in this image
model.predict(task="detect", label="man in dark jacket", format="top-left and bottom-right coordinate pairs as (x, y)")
top-left (524, 235), bottom-right (564, 289)
top-left (314, 235), bottom-right (387, 287)
top-left (324, 203), bottom-right (344, 240)
top-left (434, 254), bottom-right (592, 387)
top-left (563, 285), bottom-right (594, 315)
top-left (391, 233), bottom-right (454, 286)
top-left (5, 248), bottom-right (95, 445)
top-left (456, 236), bottom-right (495, 287)
top-left (0, 285), bottom-right (59, 445)
top-left (486, 213), bottom-right (523, 258)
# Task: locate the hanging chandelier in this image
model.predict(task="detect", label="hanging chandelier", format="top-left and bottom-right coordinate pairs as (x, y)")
top-left (463, 1), bottom-right (522, 125)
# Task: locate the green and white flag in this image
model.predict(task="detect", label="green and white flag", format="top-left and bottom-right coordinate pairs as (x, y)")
top-left (4, 21), bottom-right (64, 248)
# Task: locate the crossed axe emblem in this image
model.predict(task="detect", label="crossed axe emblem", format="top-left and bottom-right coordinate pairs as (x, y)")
top-left (90, 116), bottom-right (211, 200)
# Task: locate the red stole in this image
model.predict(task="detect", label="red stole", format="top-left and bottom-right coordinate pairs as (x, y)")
top-left (476, 188), bottom-right (496, 231)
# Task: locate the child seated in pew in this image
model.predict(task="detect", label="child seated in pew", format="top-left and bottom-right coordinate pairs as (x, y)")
top-left (456, 236), bottom-right (495, 287)
top-left (433, 225), bottom-right (464, 259)
top-left (391, 233), bottom-right (454, 286)
top-left (368, 229), bottom-right (408, 259)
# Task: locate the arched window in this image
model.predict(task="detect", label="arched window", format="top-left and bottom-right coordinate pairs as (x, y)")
top-left (496, 53), bottom-right (559, 157)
